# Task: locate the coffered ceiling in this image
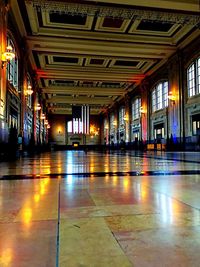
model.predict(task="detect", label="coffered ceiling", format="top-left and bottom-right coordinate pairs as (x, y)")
top-left (11, 0), bottom-right (200, 115)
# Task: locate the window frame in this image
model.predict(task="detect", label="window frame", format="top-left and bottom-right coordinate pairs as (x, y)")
top-left (119, 106), bottom-right (125, 126)
top-left (187, 63), bottom-right (195, 97)
top-left (151, 81), bottom-right (168, 112)
top-left (27, 75), bottom-right (32, 108)
top-left (110, 113), bottom-right (115, 130)
top-left (6, 35), bottom-right (19, 91)
top-left (132, 97), bottom-right (141, 120)
top-left (187, 57), bottom-right (200, 98)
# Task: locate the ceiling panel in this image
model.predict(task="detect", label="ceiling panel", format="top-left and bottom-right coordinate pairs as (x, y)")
top-left (12, 0), bottom-right (200, 114)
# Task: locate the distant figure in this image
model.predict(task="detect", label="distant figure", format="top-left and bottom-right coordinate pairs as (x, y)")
top-left (84, 146), bottom-right (88, 154)
top-left (28, 133), bottom-right (35, 154)
top-left (18, 134), bottom-right (23, 156)
top-left (120, 139), bottom-right (125, 150)
top-left (169, 134), bottom-right (174, 150)
top-left (135, 137), bottom-right (138, 150)
top-left (8, 125), bottom-right (18, 159)
top-left (111, 141), bottom-right (114, 149)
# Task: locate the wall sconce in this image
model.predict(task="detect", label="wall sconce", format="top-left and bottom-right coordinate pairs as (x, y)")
top-left (41, 113), bottom-right (46, 120)
top-left (90, 125), bottom-right (99, 136)
top-left (26, 85), bottom-right (33, 95)
top-left (1, 46), bottom-right (15, 68)
top-left (90, 125), bottom-right (95, 134)
top-left (44, 120), bottom-right (48, 125)
top-left (35, 104), bottom-right (41, 111)
top-left (47, 124), bottom-right (50, 129)
top-left (113, 120), bottom-right (117, 127)
top-left (124, 114), bottom-right (129, 121)
top-left (168, 91), bottom-right (176, 104)
top-left (140, 106), bottom-right (146, 115)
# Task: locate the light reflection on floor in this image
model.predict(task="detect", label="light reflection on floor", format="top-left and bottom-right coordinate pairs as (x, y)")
top-left (0, 150), bottom-right (200, 266)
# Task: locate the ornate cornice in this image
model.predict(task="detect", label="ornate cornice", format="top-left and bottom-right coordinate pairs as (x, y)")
top-left (25, 0), bottom-right (200, 26)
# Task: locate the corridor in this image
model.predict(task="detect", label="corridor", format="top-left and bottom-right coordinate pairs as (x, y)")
top-left (0, 151), bottom-right (200, 267)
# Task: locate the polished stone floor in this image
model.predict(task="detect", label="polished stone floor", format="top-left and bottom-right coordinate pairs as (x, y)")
top-left (0, 150), bottom-right (200, 267)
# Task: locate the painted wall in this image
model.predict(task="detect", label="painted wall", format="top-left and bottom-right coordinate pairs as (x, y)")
top-left (49, 115), bottom-right (66, 145)
top-left (49, 114), bottom-right (101, 146)
top-left (101, 36), bottom-right (200, 150)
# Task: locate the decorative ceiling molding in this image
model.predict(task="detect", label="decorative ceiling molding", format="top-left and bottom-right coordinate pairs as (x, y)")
top-left (25, 0), bottom-right (200, 26)
top-left (20, 0), bottom-right (200, 114)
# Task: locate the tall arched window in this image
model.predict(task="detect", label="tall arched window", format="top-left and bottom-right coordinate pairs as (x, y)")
top-left (110, 113), bottom-right (115, 130)
top-left (152, 81), bottom-right (168, 112)
top-left (6, 35), bottom-right (18, 90)
top-left (132, 98), bottom-right (141, 120)
top-left (104, 118), bottom-right (108, 131)
top-left (119, 106), bottom-right (125, 126)
top-left (27, 75), bottom-right (32, 108)
top-left (187, 57), bottom-right (200, 97)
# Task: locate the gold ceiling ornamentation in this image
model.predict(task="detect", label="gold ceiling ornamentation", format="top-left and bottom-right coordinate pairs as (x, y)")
top-left (25, 0), bottom-right (200, 25)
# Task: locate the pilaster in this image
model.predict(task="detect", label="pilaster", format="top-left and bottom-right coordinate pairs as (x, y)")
top-left (167, 54), bottom-right (181, 143)
top-left (140, 80), bottom-right (148, 142)
top-left (0, 0), bottom-right (9, 142)
top-left (124, 93), bottom-right (131, 143)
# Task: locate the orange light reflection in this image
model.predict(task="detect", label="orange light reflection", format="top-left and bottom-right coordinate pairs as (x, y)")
top-left (105, 175), bottom-right (109, 183)
top-left (34, 193), bottom-right (40, 203)
top-left (112, 176), bottom-right (118, 186)
top-left (23, 207), bottom-right (32, 226)
top-left (123, 178), bottom-right (130, 192)
top-left (0, 248), bottom-right (13, 266)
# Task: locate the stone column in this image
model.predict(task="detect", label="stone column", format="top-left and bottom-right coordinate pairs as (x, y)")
top-left (0, 0), bottom-right (8, 142)
top-left (113, 102), bottom-right (119, 145)
top-left (124, 93), bottom-right (131, 144)
top-left (32, 73), bottom-right (38, 144)
top-left (167, 54), bottom-right (181, 146)
top-left (20, 39), bottom-right (29, 142)
top-left (140, 81), bottom-right (148, 143)
top-left (106, 111), bottom-right (110, 145)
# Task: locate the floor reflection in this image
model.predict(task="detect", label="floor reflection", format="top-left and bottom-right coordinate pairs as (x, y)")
top-left (0, 151), bottom-right (200, 266)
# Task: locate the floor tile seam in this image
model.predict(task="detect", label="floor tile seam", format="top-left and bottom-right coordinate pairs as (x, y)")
top-left (107, 221), bottom-right (200, 232)
top-left (107, 227), bottom-right (133, 266)
top-left (99, 212), bottom-right (170, 219)
top-left (60, 204), bottom-right (157, 208)
top-left (109, 224), bottom-right (200, 236)
top-left (59, 208), bottom-right (157, 215)
top-left (0, 218), bottom-right (58, 225)
top-left (56, 180), bottom-right (61, 267)
top-left (139, 182), bottom-right (200, 213)
top-left (59, 212), bottom-right (161, 220)
top-left (86, 188), bottom-right (97, 206)
top-left (14, 218), bottom-right (59, 223)
top-left (124, 152), bottom-right (200, 164)
top-left (102, 208), bottom-right (200, 218)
